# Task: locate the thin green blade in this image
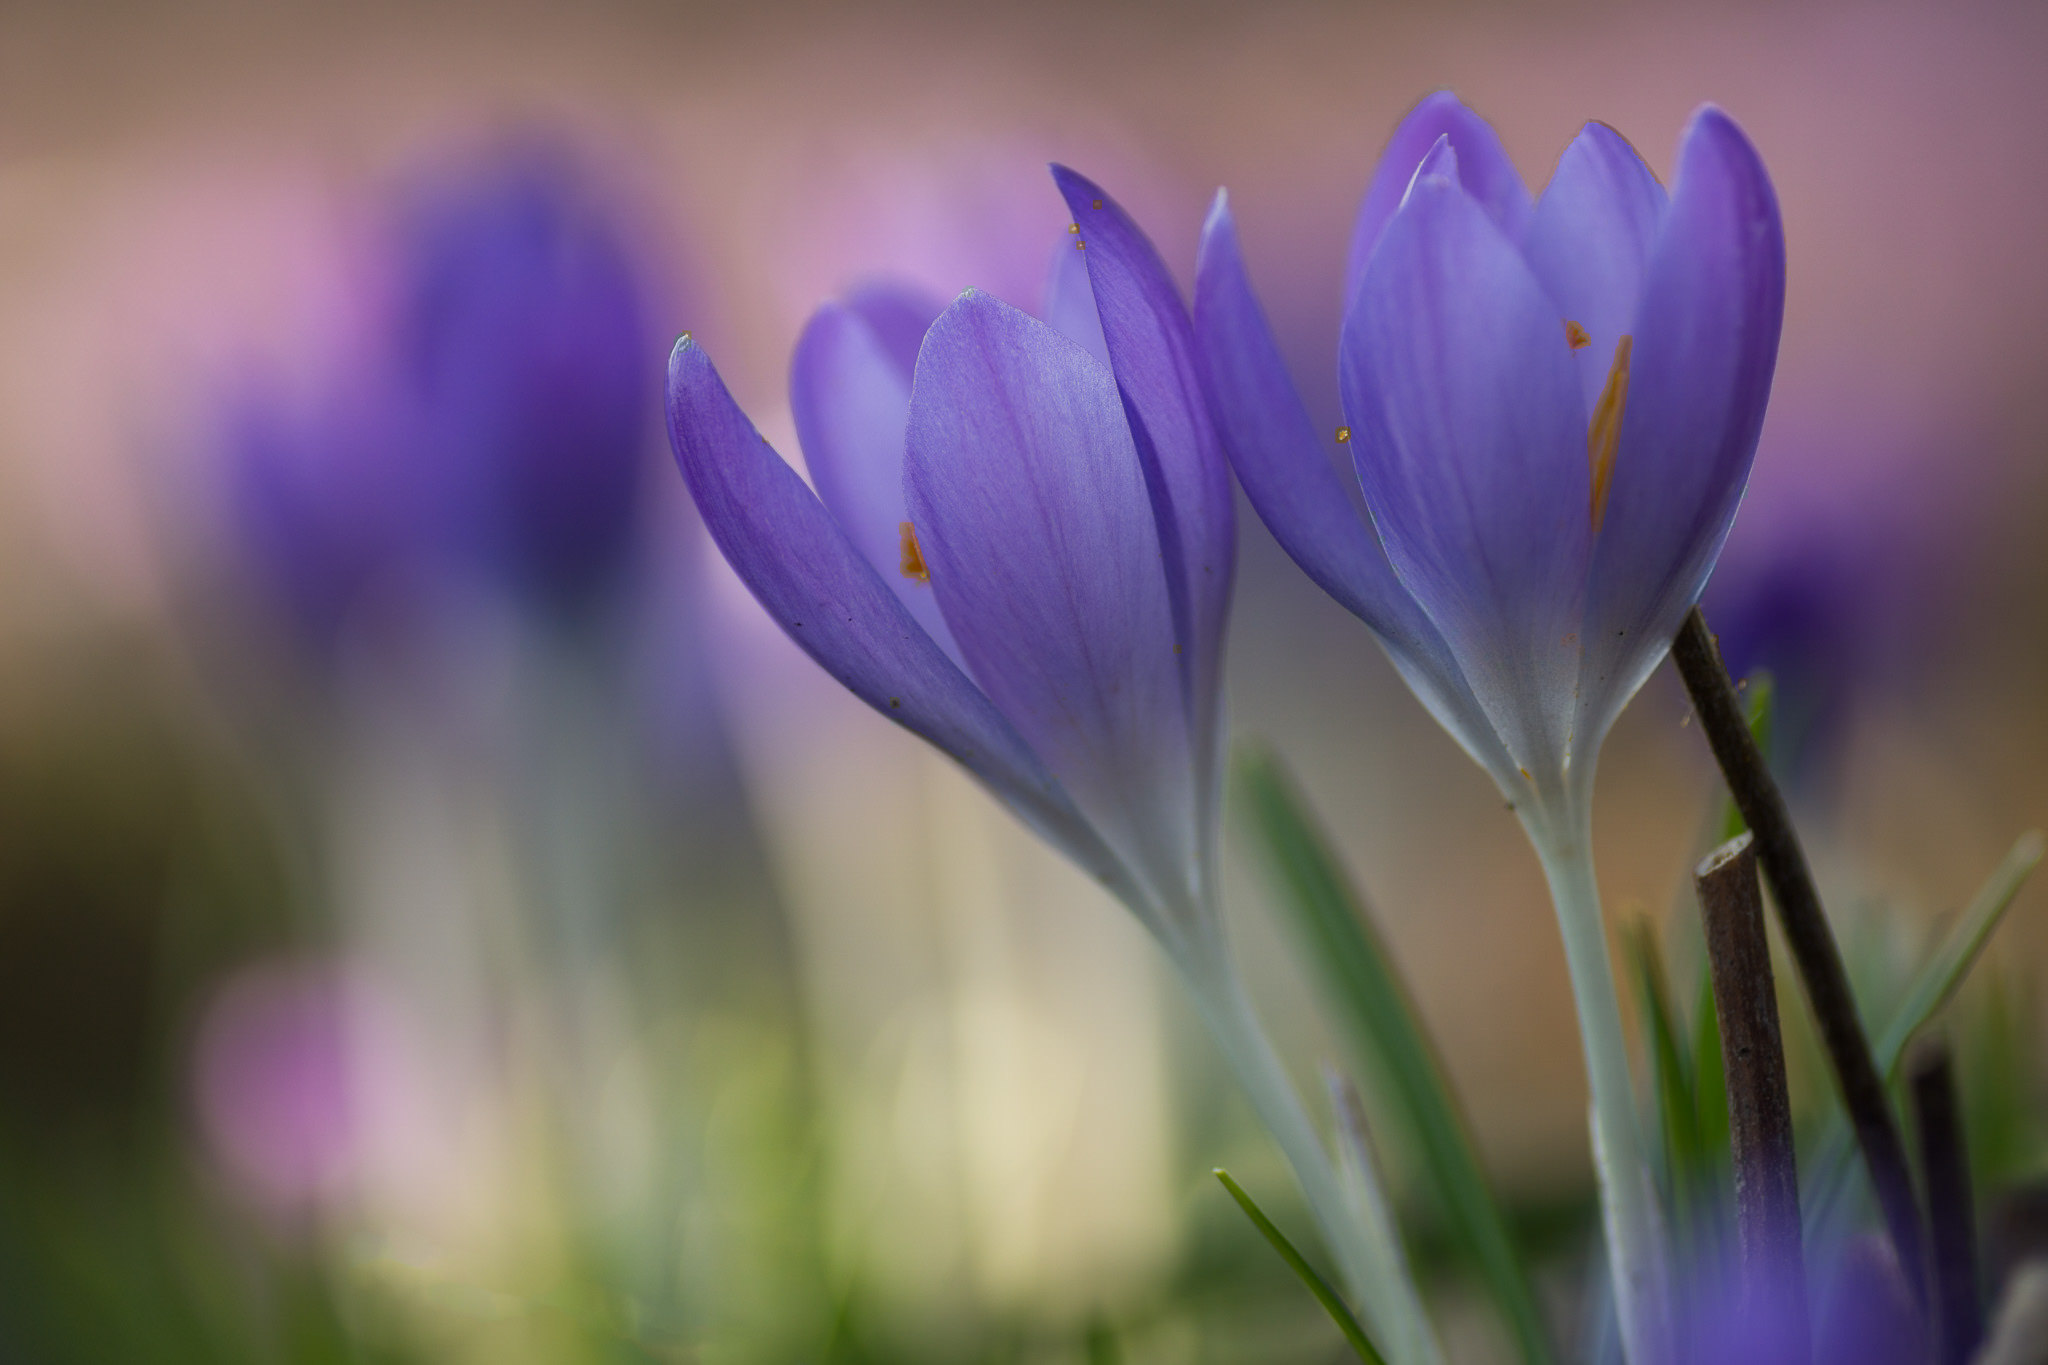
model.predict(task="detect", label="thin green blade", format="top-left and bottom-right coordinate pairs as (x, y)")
top-left (1804, 830), bottom-right (2044, 1229)
top-left (1215, 1168), bottom-right (1389, 1365)
top-left (1236, 749), bottom-right (1554, 1365)
top-left (1874, 831), bottom-right (2044, 1071)
top-left (1717, 670), bottom-right (1776, 843)
top-left (1622, 923), bottom-right (1702, 1228)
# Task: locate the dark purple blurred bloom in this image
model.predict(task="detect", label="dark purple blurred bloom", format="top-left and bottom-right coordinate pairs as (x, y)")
top-left (669, 168), bottom-right (1237, 961)
top-left (1703, 410), bottom-right (1957, 792)
top-left (1706, 535), bottom-right (1865, 786)
top-left (225, 142), bottom-right (658, 647)
top-left (1197, 94), bottom-right (1785, 809)
top-left (396, 148), bottom-right (654, 610)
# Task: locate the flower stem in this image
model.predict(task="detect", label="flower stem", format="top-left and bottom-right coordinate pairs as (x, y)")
top-left (1671, 607), bottom-right (1927, 1305)
top-left (1524, 804), bottom-right (1668, 1365)
top-left (1190, 963), bottom-right (1442, 1365)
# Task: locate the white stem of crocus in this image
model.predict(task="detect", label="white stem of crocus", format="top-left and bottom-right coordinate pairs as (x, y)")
top-left (1186, 958), bottom-right (1443, 1365)
top-left (1523, 801), bottom-right (1669, 1365)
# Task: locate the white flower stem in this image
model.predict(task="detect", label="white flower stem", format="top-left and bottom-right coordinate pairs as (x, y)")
top-left (1523, 800), bottom-right (1667, 1365)
top-left (1189, 960), bottom-right (1442, 1365)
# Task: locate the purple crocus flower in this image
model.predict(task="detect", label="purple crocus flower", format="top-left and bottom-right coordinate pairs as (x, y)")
top-left (669, 171), bottom-right (1439, 1352)
top-left (1196, 94), bottom-right (1785, 1364)
top-left (671, 169), bottom-right (1233, 960)
top-left (1198, 93), bottom-right (1784, 805)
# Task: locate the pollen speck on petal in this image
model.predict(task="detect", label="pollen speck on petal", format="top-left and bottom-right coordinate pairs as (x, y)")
top-left (898, 521), bottom-right (931, 582)
top-left (1092, 198), bottom-right (1102, 210)
top-left (1335, 425), bottom-right (1351, 444)
top-left (1587, 334), bottom-right (1634, 533)
top-left (1564, 319), bottom-right (1591, 350)
top-left (1069, 222), bottom-right (1080, 234)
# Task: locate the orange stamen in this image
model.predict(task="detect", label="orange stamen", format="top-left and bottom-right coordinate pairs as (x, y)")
top-left (899, 521), bottom-right (931, 583)
top-left (1587, 335), bottom-right (1633, 533)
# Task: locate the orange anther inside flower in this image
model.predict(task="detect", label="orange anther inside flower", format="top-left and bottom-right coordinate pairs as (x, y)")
top-left (1564, 319), bottom-right (1591, 350)
top-left (1587, 336), bottom-right (1634, 534)
top-left (899, 521), bottom-right (931, 582)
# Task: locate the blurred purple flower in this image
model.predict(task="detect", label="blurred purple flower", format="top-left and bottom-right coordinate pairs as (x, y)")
top-left (226, 361), bottom-right (426, 654)
top-left (1703, 408), bottom-right (1959, 792)
top-left (1196, 93), bottom-right (1785, 809)
top-left (1809, 1233), bottom-right (1928, 1365)
top-left (224, 141), bottom-right (659, 648)
top-left (193, 961), bottom-right (359, 1213)
top-left (670, 165), bottom-right (1236, 962)
top-left (396, 146), bottom-right (656, 611)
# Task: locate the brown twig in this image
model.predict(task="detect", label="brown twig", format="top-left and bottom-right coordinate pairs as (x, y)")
top-left (1910, 1036), bottom-right (1983, 1365)
top-left (1671, 606), bottom-right (1927, 1304)
top-left (1696, 833), bottom-right (1808, 1361)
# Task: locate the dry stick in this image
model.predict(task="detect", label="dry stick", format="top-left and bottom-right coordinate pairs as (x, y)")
top-left (1910, 1036), bottom-right (1983, 1365)
top-left (1671, 607), bottom-right (1928, 1305)
top-left (1697, 834), bottom-right (1809, 1361)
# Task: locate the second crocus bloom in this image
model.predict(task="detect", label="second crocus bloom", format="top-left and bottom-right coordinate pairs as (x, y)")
top-left (1197, 94), bottom-right (1785, 1365)
top-left (1199, 95), bottom-right (1784, 813)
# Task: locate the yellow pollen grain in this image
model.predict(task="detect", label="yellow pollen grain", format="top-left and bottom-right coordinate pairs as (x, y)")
top-left (1564, 319), bottom-right (1591, 350)
top-left (1335, 425), bottom-right (1351, 444)
top-left (1069, 222), bottom-right (1080, 234)
top-left (1587, 335), bottom-right (1634, 534)
top-left (898, 521), bottom-right (931, 583)
top-left (1076, 240), bottom-right (1087, 251)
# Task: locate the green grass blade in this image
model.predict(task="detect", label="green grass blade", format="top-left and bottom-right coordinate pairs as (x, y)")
top-left (1236, 749), bottom-right (1554, 1365)
top-left (1622, 924), bottom-right (1701, 1217)
top-left (1804, 830), bottom-right (2045, 1230)
top-left (1717, 670), bottom-right (1775, 843)
top-left (1215, 1169), bottom-right (1389, 1365)
top-left (1873, 831), bottom-right (2044, 1071)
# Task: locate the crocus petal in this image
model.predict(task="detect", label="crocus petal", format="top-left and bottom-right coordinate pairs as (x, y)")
top-left (668, 335), bottom-right (1120, 884)
top-left (905, 291), bottom-right (1197, 904)
top-left (1341, 163), bottom-right (1591, 781)
top-left (1193, 190), bottom-right (1516, 783)
top-left (1577, 106), bottom-right (1786, 748)
top-left (1052, 166), bottom-right (1236, 785)
top-left (1041, 234), bottom-right (1112, 368)
top-left (1345, 91), bottom-right (1533, 308)
top-left (1520, 122), bottom-right (1668, 416)
top-left (841, 278), bottom-right (943, 382)
top-left (789, 300), bottom-right (960, 659)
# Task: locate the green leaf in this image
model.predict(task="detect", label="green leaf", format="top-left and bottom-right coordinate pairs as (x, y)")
top-left (1622, 923), bottom-right (1701, 1218)
top-left (1215, 1169), bottom-right (1388, 1365)
top-left (1083, 1317), bottom-right (1122, 1365)
top-left (1717, 669), bottom-right (1775, 844)
top-left (1236, 749), bottom-right (1554, 1365)
top-left (1804, 830), bottom-right (2044, 1230)
top-left (1874, 831), bottom-right (2044, 1072)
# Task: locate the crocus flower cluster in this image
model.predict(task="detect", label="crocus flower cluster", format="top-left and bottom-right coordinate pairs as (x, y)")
top-left (228, 143), bottom-right (657, 654)
top-left (668, 93), bottom-right (1785, 1365)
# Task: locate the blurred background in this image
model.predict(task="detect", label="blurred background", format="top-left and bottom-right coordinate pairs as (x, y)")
top-left (3, 1), bottom-right (2048, 1360)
